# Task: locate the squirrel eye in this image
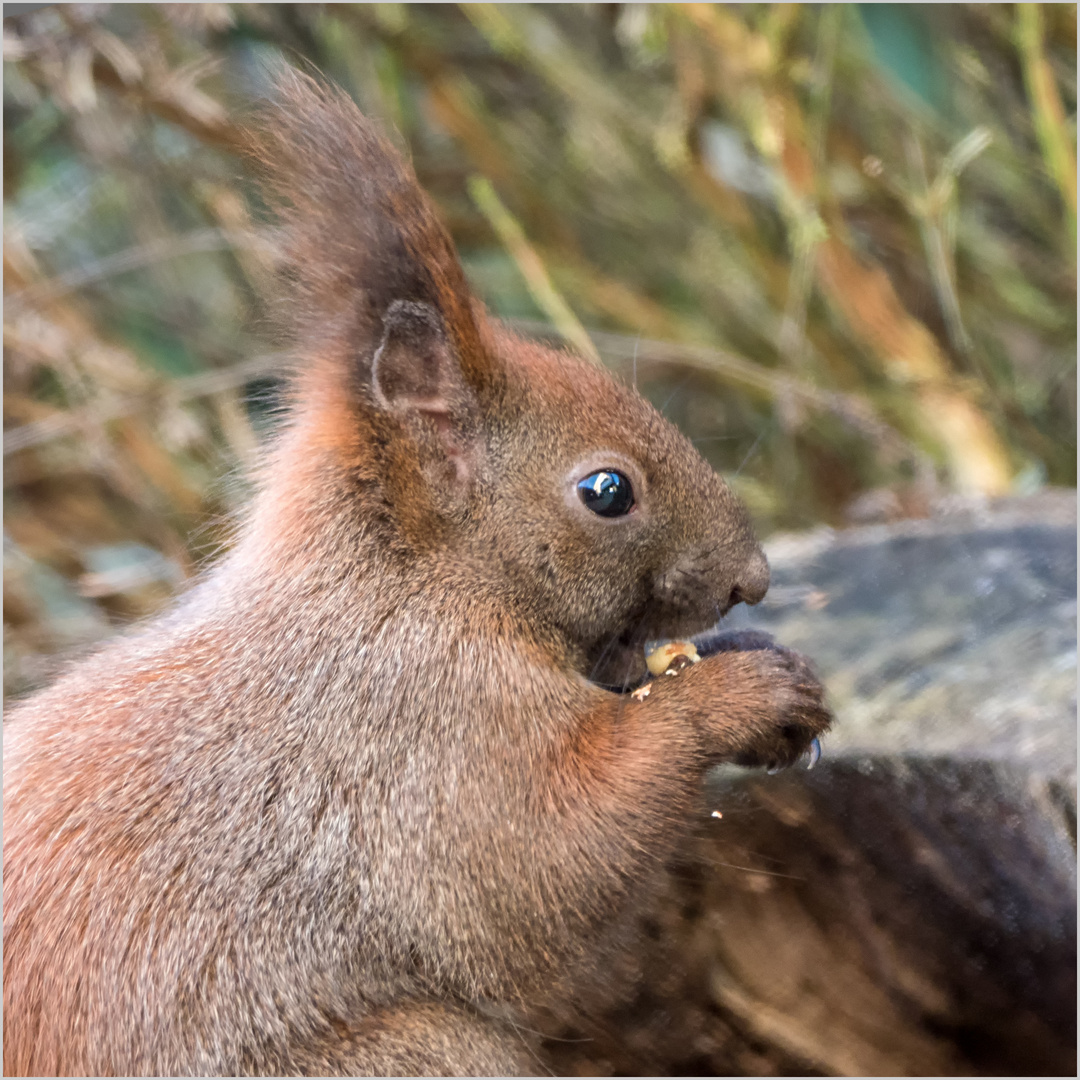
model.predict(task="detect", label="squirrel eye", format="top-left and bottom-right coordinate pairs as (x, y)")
top-left (577, 471), bottom-right (635, 517)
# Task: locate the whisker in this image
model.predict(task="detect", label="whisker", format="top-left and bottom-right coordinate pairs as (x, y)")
top-left (719, 843), bottom-right (791, 866)
top-left (659, 373), bottom-right (694, 417)
top-left (619, 647), bottom-right (637, 694)
top-left (503, 1014), bottom-right (556, 1076)
top-left (619, 607), bottom-right (653, 693)
top-left (733, 423), bottom-right (770, 478)
top-left (704, 857), bottom-right (805, 880)
top-left (588, 630), bottom-right (622, 685)
top-left (510, 1021), bottom-right (594, 1044)
top-left (690, 434), bottom-right (740, 446)
top-left (631, 331), bottom-right (642, 391)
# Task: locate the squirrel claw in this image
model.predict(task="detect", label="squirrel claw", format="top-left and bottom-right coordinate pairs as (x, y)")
top-left (766, 738), bottom-right (820, 775)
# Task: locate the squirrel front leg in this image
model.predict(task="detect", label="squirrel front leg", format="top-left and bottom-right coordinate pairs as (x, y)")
top-left (675, 635), bottom-right (831, 768)
top-left (553, 642), bottom-right (831, 828)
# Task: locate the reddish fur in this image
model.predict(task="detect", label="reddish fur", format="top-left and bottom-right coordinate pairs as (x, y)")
top-left (3, 72), bottom-right (830, 1076)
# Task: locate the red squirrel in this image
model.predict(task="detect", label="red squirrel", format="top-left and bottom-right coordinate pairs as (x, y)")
top-left (3, 72), bottom-right (831, 1077)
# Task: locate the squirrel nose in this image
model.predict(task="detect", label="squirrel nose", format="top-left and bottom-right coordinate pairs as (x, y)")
top-left (727, 548), bottom-right (769, 609)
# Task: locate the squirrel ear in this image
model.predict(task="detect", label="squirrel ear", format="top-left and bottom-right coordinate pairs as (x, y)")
top-left (372, 300), bottom-right (478, 484)
top-left (372, 301), bottom-right (456, 415)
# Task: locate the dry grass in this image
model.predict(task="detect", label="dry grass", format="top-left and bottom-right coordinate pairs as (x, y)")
top-left (4, 3), bottom-right (1075, 700)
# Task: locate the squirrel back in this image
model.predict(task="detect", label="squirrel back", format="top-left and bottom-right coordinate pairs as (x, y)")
top-left (3, 71), bottom-right (828, 1077)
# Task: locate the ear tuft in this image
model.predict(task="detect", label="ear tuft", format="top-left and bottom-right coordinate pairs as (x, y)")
top-left (247, 69), bottom-right (490, 391)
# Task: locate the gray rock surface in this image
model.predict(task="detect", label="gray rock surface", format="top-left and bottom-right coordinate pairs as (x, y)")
top-left (725, 488), bottom-right (1077, 788)
top-left (545, 490), bottom-right (1077, 1077)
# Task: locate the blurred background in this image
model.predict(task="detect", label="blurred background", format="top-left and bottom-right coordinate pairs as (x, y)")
top-left (3, 3), bottom-right (1076, 702)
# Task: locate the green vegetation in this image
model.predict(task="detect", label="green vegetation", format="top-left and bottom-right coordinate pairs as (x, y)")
top-left (3, 4), bottom-right (1076, 699)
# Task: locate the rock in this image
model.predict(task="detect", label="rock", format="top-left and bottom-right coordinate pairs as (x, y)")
top-left (545, 490), bottom-right (1077, 1077)
top-left (725, 488), bottom-right (1077, 790)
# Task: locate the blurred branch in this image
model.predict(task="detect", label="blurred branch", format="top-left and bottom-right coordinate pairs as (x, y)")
top-left (7, 316), bottom-right (920, 477)
top-left (2, 1), bottom-right (1074, 702)
top-left (901, 127), bottom-right (993, 360)
top-left (3, 352), bottom-right (288, 459)
top-left (88, 52), bottom-right (242, 152)
top-left (1015, 4), bottom-right (1077, 243)
top-left (468, 176), bottom-right (601, 364)
top-left (776, 6), bottom-right (841, 369)
top-left (770, 99), bottom-right (1013, 494)
top-left (511, 319), bottom-right (925, 470)
top-left (7, 228), bottom-right (273, 310)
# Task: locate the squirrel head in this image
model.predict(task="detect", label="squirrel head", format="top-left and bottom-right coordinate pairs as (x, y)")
top-left (251, 71), bottom-right (769, 687)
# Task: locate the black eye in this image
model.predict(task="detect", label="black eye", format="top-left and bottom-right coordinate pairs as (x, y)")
top-left (577, 470), bottom-right (635, 517)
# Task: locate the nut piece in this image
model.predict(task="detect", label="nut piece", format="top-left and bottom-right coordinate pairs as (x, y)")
top-left (645, 641), bottom-right (701, 677)
top-left (631, 683), bottom-right (652, 702)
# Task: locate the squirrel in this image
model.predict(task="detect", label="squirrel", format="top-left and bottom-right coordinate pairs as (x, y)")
top-left (3, 71), bottom-right (831, 1077)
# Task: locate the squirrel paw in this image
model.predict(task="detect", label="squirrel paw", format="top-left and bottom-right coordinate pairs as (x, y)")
top-left (697, 632), bottom-right (832, 771)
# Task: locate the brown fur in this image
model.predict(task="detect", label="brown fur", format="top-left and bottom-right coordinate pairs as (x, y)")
top-left (3, 72), bottom-right (830, 1077)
